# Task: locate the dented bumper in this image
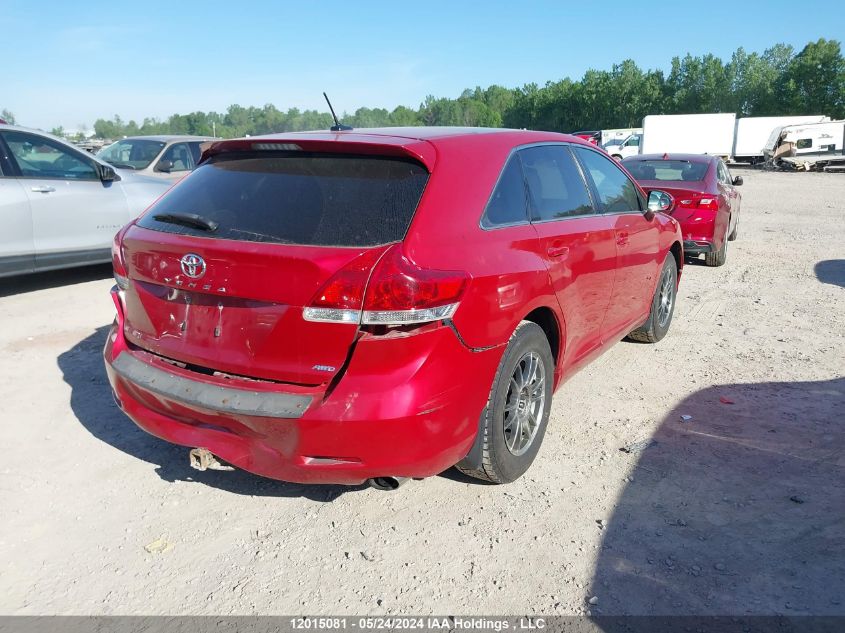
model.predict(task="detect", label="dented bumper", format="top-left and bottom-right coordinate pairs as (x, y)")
top-left (103, 289), bottom-right (502, 485)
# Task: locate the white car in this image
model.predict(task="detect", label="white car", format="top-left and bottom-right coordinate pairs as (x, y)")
top-left (97, 135), bottom-right (215, 180)
top-left (0, 125), bottom-right (172, 277)
top-left (604, 133), bottom-right (642, 160)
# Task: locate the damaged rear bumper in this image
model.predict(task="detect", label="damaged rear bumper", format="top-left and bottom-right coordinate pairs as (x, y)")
top-left (103, 290), bottom-right (502, 485)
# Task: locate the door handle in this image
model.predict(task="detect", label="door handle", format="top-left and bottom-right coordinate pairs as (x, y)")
top-left (547, 245), bottom-right (569, 258)
top-left (31, 186), bottom-right (56, 193)
top-left (616, 232), bottom-right (629, 246)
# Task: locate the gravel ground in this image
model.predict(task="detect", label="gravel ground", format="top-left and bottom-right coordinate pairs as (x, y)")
top-left (0, 171), bottom-right (843, 616)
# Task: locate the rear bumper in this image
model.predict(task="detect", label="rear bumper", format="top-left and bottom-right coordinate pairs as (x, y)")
top-left (683, 240), bottom-right (714, 256)
top-left (103, 291), bottom-right (502, 485)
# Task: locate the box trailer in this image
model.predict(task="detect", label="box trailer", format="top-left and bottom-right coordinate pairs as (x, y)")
top-left (641, 113), bottom-right (736, 156)
top-left (733, 115), bottom-right (828, 163)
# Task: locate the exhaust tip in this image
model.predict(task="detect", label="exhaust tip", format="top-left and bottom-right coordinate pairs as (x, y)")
top-left (367, 476), bottom-right (409, 491)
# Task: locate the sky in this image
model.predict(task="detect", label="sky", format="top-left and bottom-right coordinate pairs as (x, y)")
top-left (1, 0), bottom-right (843, 131)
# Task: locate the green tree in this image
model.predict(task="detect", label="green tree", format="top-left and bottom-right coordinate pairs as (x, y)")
top-left (76, 38), bottom-right (843, 140)
top-left (783, 38), bottom-right (845, 117)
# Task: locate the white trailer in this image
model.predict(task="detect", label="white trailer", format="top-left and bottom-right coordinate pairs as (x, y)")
top-left (733, 115), bottom-right (828, 163)
top-left (764, 120), bottom-right (845, 158)
top-left (640, 113), bottom-right (736, 156)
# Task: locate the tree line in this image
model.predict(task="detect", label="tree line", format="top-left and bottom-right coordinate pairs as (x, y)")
top-left (4, 39), bottom-right (844, 141)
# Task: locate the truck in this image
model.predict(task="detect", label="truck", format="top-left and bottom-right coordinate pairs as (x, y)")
top-left (640, 113), bottom-right (736, 156)
top-left (733, 116), bottom-right (828, 164)
top-left (603, 133), bottom-right (642, 160)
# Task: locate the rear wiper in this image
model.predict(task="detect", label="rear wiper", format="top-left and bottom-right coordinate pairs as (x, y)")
top-left (152, 212), bottom-right (219, 232)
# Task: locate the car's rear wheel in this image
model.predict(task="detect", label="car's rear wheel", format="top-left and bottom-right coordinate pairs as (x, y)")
top-left (705, 233), bottom-right (728, 266)
top-left (627, 254), bottom-right (677, 343)
top-left (456, 321), bottom-right (553, 484)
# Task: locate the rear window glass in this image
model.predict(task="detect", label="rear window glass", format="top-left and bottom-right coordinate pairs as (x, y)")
top-left (624, 160), bottom-right (709, 182)
top-left (136, 152), bottom-right (429, 247)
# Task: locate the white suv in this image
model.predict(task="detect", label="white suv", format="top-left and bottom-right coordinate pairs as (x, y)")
top-left (0, 125), bottom-right (170, 277)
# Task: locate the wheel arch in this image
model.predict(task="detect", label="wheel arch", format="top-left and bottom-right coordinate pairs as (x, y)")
top-left (670, 240), bottom-right (683, 282)
top-left (521, 305), bottom-right (564, 384)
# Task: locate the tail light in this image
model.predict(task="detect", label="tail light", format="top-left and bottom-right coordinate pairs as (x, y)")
top-left (112, 225), bottom-right (130, 290)
top-left (303, 244), bottom-right (468, 326)
top-left (302, 248), bottom-right (386, 323)
top-left (362, 245), bottom-right (467, 325)
top-left (677, 195), bottom-right (719, 212)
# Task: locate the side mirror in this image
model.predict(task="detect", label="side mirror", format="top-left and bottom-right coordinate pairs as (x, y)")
top-left (647, 190), bottom-right (674, 214)
top-left (156, 159), bottom-right (173, 173)
top-left (732, 176), bottom-right (743, 186)
top-left (97, 163), bottom-right (118, 182)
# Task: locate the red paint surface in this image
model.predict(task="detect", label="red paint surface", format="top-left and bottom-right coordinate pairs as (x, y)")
top-left (105, 128), bottom-right (683, 484)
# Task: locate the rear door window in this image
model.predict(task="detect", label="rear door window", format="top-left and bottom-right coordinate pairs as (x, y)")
top-left (519, 145), bottom-right (594, 221)
top-left (137, 152), bottom-right (429, 247)
top-left (481, 154), bottom-right (529, 228)
top-left (573, 146), bottom-right (642, 213)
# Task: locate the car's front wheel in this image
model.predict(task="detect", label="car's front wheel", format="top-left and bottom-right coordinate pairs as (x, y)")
top-left (456, 321), bottom-right (554, 484)
top-left (627, 253), bottom-right (678, 343)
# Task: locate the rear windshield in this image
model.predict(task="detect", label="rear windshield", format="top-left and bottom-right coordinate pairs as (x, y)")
top-left (623, 160), bottom-right (709, 182)
top-left (136, 152), bottom-right (429, 247)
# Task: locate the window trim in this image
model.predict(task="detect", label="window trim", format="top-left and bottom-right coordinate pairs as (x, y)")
top-left (522, 143), bottom-right (599, 225)
top-left (479, 141), bottom-right (601, 230)
top-left (571, 144), bottom-right (645, 216)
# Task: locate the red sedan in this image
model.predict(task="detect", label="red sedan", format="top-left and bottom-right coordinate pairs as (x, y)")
top-left (105, 127), bottom-right (683, 488)
top-left (622, 154), bottom-right (742, 266)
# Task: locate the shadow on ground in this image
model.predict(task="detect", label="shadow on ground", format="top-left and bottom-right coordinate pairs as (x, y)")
top-left (0, 263), bottom-right (113, 298)
top-left (57, 326), bottom-right (368, 501)
top-left (815, 260), bottom-right (845, 288)
top-left (591, 377), bottom-right (845, 616)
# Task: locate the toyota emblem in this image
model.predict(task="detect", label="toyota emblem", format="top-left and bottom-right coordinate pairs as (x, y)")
top-left (180, 253), bottom-right (206, 279)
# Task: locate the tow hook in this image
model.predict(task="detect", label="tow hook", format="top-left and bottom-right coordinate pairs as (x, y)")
top-left (189, 447), bottom-right (234, 472)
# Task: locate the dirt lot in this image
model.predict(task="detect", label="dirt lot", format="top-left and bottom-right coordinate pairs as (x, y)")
top-left (0, 171), bottom-right (843, 616)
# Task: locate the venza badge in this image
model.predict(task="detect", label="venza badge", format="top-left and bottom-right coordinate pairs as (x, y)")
top-left (180, 253), bottom-right (206, 279)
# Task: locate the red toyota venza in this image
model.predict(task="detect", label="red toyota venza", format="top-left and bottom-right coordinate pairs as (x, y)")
top-left (104, 127), bottom-right (683, 488)
top-left (621, 154), bottom-right (742, 267)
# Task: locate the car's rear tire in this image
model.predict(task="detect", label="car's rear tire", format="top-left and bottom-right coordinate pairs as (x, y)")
top-left (456, 321), bottom-right (553, 484)
top-left (705, 234), bottom-right (728, 267)
top-left (627, 254), bottom-right (677, 344)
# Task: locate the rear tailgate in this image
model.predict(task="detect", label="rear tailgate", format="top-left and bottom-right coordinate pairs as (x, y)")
top-left (119, 147), bottom-right (430, 385)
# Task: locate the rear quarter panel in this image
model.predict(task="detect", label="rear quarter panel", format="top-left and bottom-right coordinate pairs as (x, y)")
top-left (403, 134), bottom-right (561, 353)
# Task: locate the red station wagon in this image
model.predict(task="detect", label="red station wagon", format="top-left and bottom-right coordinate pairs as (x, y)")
top-left (622, 154), bottom-right (742, 267)
top-left (104, 127), bottom-right (683, 488)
